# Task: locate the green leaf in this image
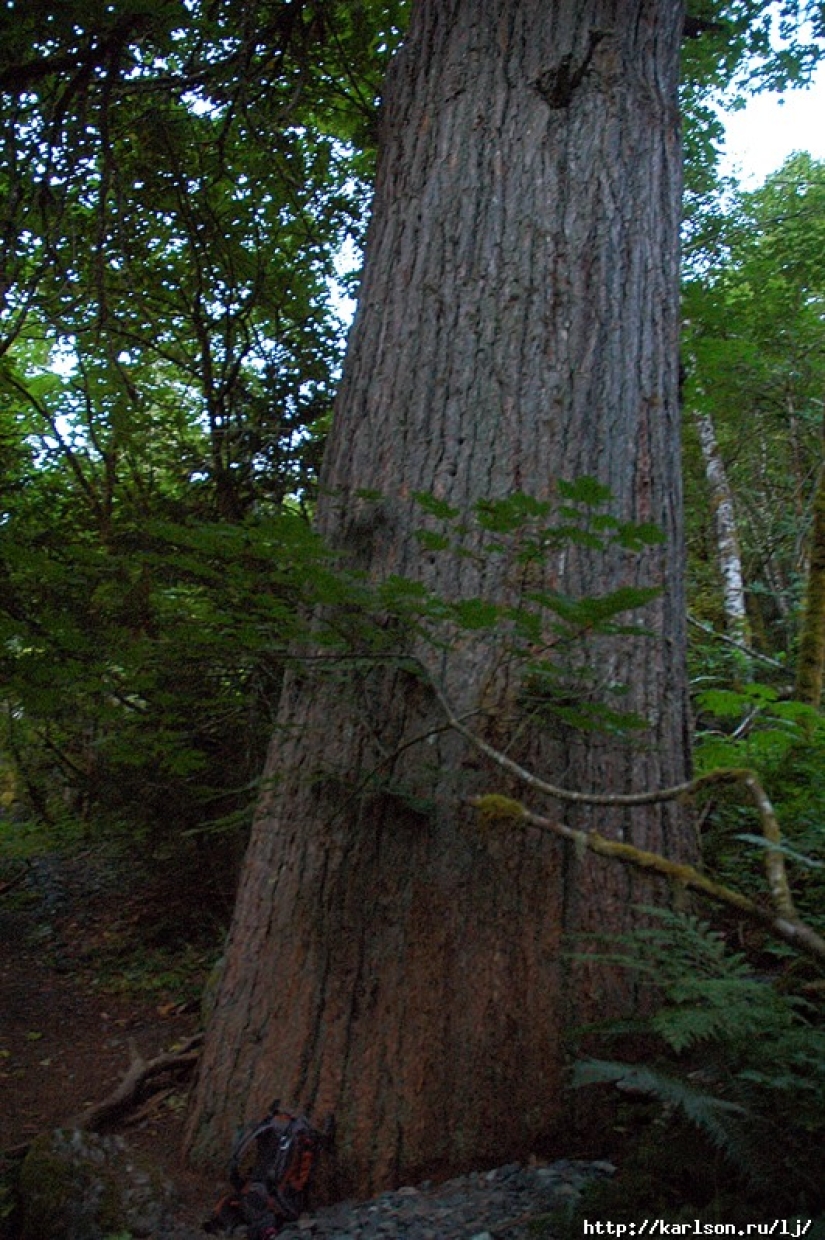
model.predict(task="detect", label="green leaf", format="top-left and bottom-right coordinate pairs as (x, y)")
top-left (412, 492), bottom-right (461, 520)
top-left (414, 529), bottom-right (452, 552)
top-left (474, 492), bottom-right (552, 532)
top-left (450, 597), bottom-right (501, 631)
top-left (556, 476), bottom-right (613, 506)
top-left (615, 520), bottom-right (665, 549)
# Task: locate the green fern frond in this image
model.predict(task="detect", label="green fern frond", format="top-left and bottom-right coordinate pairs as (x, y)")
top-left (628, 907), bottom-right (753, 979)
top-left (651, 976), bottom-right (795, 1052)
top-left (571, 902), bottom-right (825, 1212)
top-left (572, 1058), bottom-right (747, 1151)
top-left (572, 907), bottom-right (755, 999)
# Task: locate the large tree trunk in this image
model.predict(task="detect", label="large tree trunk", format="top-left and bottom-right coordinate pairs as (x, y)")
top-left (186, 0), bottom-right (691, 1196)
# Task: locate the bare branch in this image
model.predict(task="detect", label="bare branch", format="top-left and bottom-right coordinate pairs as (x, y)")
top-left (0, 862), bottom-right (32, 898)
top-left (687, 614), bottom-right (790, 675)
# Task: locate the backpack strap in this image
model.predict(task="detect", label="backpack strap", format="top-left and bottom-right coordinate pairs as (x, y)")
top-left (267, 1116), bottom-right (318, 1219)
top-left (229, 1099), bottom-right (286, 1192)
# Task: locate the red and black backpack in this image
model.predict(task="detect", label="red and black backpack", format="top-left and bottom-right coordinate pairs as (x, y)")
top-left (204, 1102), bottom-right (333, 1239)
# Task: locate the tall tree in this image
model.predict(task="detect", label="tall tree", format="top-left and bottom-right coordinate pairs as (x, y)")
top-left (186, 1), bottom-right (694, 1194)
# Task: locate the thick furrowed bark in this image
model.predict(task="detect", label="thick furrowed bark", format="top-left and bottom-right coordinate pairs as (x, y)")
top-left (186, 0), bottom-right (690, 1196)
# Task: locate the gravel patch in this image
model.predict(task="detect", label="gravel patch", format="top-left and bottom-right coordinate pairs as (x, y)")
top-left (168, 1159), bottom-right (614, 1240)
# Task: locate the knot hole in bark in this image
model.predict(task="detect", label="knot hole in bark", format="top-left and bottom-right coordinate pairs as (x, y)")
top-left (530, 29), bottom-right (610, 109)
top-left (336, 491), bottom-right (396, 570)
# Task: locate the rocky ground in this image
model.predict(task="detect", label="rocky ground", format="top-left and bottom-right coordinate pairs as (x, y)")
top-left (193, 1159), bottom-right (616, 1240)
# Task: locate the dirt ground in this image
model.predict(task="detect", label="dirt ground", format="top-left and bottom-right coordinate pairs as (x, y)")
top-left (0, 846), bottom-right (226, 1224)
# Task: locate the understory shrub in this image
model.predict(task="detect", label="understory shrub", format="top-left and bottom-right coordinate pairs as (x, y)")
top-left (565, 907), bottom-right (825, 1226)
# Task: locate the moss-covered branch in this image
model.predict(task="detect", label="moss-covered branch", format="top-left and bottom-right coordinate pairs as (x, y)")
top-left (470, 795), bottom-right (825, 963)
top-left (425, 676), bottom-right (824, 963)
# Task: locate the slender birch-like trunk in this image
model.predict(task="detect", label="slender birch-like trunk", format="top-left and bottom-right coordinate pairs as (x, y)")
top-left (694, 407), bottom-right (751, 660)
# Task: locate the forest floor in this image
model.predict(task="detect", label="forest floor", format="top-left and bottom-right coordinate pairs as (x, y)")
top-left (0, 840), bottom-right (225, 1227)
top-left (0, 842), bottom-right (619, 1239)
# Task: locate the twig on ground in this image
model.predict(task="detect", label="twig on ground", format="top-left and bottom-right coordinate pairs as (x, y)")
top-left (0, 861), bottom-right (33, 898)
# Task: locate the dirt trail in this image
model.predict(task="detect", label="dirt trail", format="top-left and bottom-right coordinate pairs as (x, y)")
top-left (0, 848), bottom-right (218, 1221)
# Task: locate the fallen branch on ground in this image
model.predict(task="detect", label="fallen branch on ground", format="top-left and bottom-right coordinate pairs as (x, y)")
top-left (0, 861), bottom-right (33, 898)
top-left (122, 1085), bottom-right (179, 1128)
top-left (68, 1032), bottom-right (202, 1131)
top-left (2, 1033), bottom-right (202, 1160)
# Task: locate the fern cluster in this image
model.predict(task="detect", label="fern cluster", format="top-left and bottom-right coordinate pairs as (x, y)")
top-left (568, 908), bottom-right (825, 1224)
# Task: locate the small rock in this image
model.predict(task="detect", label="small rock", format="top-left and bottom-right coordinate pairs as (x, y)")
top-left (534, 1165), bottom-right (561, 1182)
